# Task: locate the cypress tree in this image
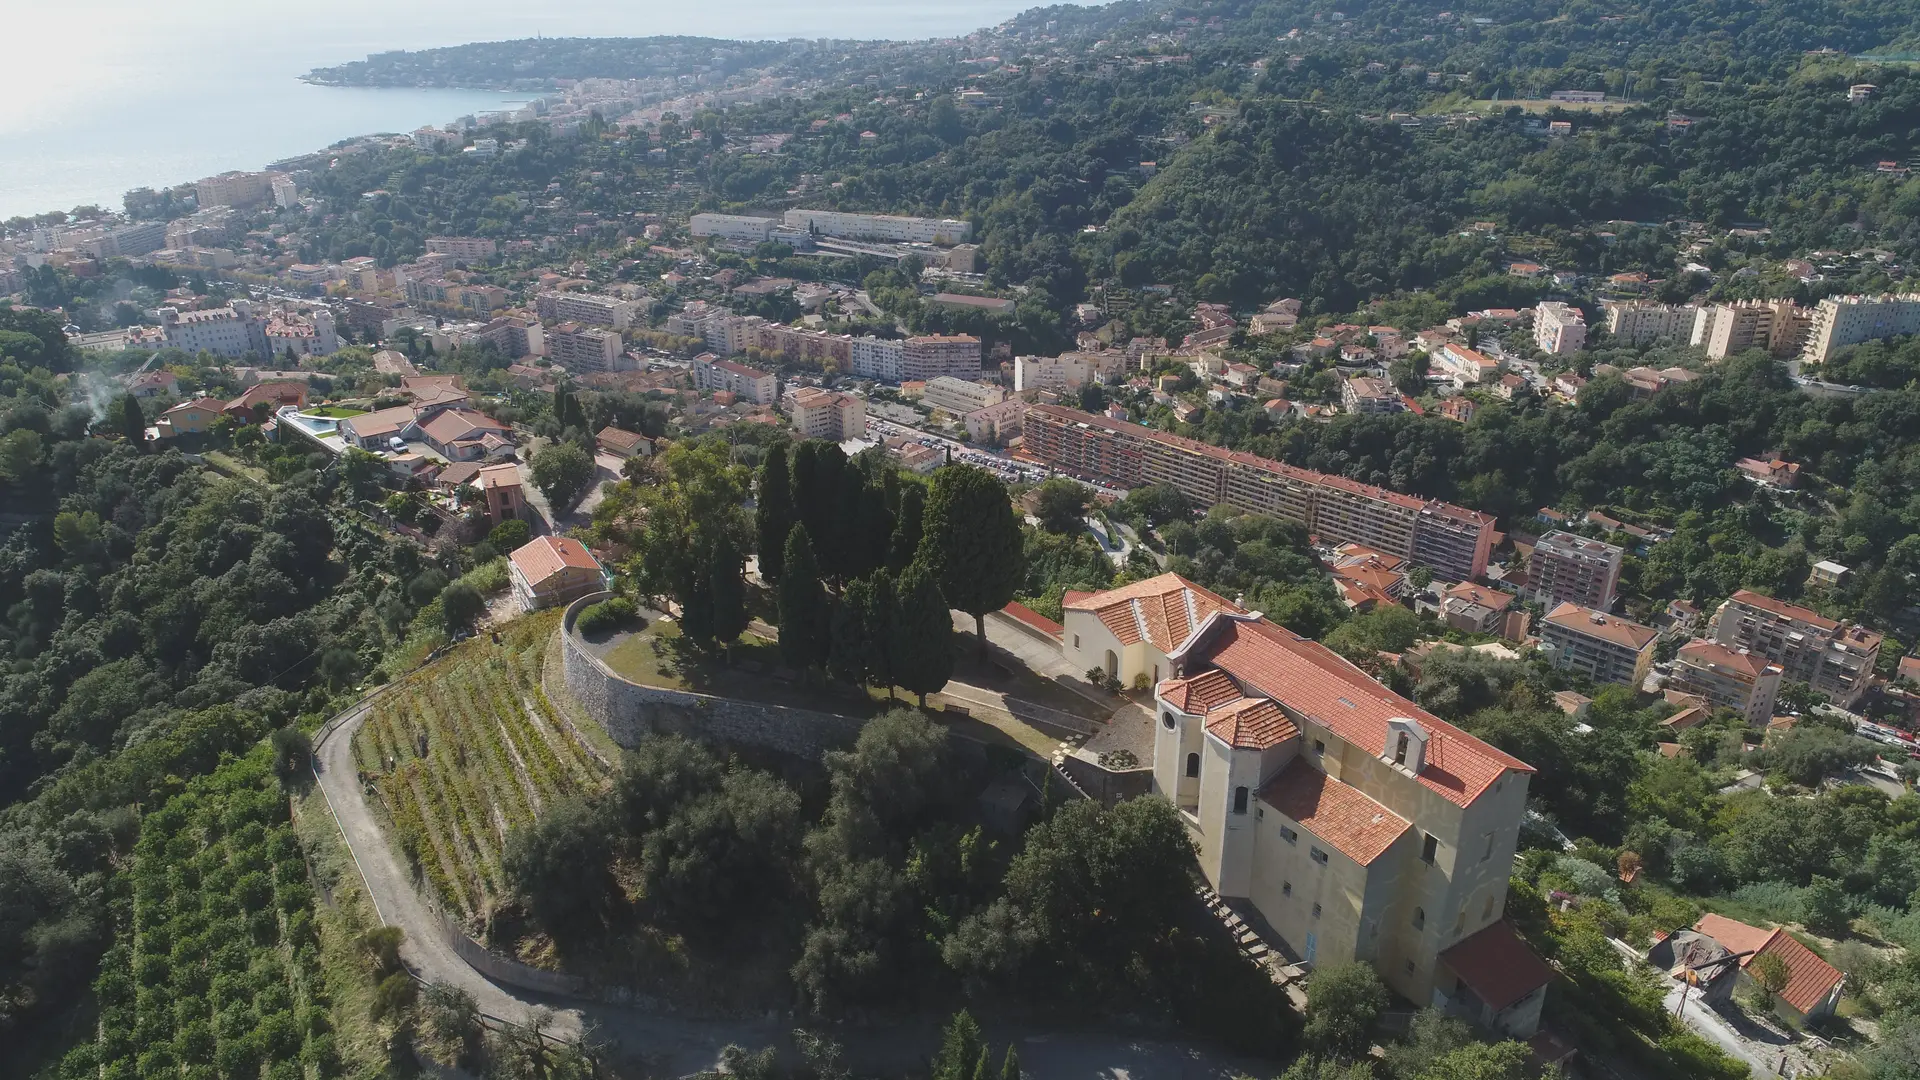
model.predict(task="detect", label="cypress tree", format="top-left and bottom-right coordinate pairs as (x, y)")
top-left (893, 562), bottom-right (954, 707)
top-left (709, 534), bottom-right (747, 649)
top-left (1000, 1045), bottom-right (1020, 1080)
top-left (117, 393), bottom-right (145, 449)
top-left (919, 465), bottom-right (1025, 659)
top-left (889, 483), bottom-right (925, 572)
top-left (865, 569), bottom-right (897, 696)
top-left (777, 524), bottom-right (832, 674)
top-left (754, 441), bottom-right (793, 583)
top-left (678, 567), bottom-right (715, 648)
top-left (827, 577), bottom-right (874, 687)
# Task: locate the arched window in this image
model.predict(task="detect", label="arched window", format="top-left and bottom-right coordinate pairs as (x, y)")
top-left (1232, 786), bottom-right (1249, 814)
top-left (1185, 752), bottom-right (1200, 778)
top-left (1104, 650), bottom-right (1118, 679)
top-left (1394, 731), bottom-right (1410, 766)
top-left (1412, 907), bottom-right (1426, 930)
top-left (1162, 711), bottom-right (1177, 730)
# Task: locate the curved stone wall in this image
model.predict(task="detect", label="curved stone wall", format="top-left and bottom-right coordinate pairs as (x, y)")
top-left (561, 592), bottom-right (867, 758)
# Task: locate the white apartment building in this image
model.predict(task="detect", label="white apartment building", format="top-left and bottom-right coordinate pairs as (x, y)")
top-left (271, 175), bottom-right (299, 209)
top-left (1342, 376), bottom-right (1404, 415)
top-left (1802, 294), bottom-right (1920, 363)
top-left (849, 336), bottom-right (905, 382)
top-left (790, 387), bottom-right (865, 440)
top-left (691, 354), bottom-right (777, 405)
top-left (425, 236), bottom-right (498, 261)
top-left (264, 309), bottom-right (339, 359)
top-left (1533, 302), bottom-right (1587, 355)
top-left (1061, 575), bottom-right (1551, 1038)
top-left (921, 376), bottom-right (1006, 415)
top-left (545, 322), bottom-right (626, 374)
top-left (1012, 351), bottom-right (1125, 392)
top-left (1603, 301), bottom-right (1699, 347)
top-left (1527, 531), bottom-right (1624, 612)
top-left (1690, 300), bottom-right (1809, 360)
top-left (902, 335), bottom-right (982, 382)
top-left (158, 303), bottom-right (266, 359)
top-left (195, 171), bottom-right (277, 208)
top-left (535, 291), bottom-right (638, 330)
top-left (1710, 590), bottom-right (1882, 708)
top-left (1433, 343), bottom-right (1500, 387)
top-left (690, 214), bottom-right (780, 243)
top-left (964, 398), bottom-right (1027, 444)
top-left (66, 220), bottom-right (168, 259)
top-left (781, 209), bottom-right (972, 245)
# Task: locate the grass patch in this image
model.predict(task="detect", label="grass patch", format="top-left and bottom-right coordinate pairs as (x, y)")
top-left (292, 787), bottom-right (402, 1075)
top-left (304, 406), bottom-right (368, 418)
top-left (1451, 97), bottom-right (1633, 114)
top-left (353, 610), bottom-right (610, 929)
top-left (202, 449), bottom-right (270, 484)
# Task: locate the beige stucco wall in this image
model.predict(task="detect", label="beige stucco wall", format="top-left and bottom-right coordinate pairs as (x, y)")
top-left (1061, 609), bottom-right (1170, 688)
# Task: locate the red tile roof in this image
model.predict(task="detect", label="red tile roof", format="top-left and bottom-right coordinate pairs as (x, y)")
top-left (510, 536), bottom-right (601, 588)
top-left (1201, 618), bottom-right (1532, 806)
top-left (1441, 919), bottom-right (1554, 1012)
top-left (1727, 589), bottom-right (1837, 632)
top-left (1694, 914), bottom-right (1844, 1015)
top-left (1001, 601), bottom-right (1062, 638)
top-left (1158, 669), bottom-right (1244, 714)
top-left (1676, 639), bottom-right (1777, 681)
top-left (1259, 759), bottom-right (1408, 865)
top-left (1542, 602), bottom-right (1658, 651)
top-left (1203, 697), bottom-right (1300, 751)
top-left (1065, 573), bottom-right (1242, 652)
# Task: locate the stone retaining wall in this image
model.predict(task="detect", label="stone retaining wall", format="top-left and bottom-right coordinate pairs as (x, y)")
top-left (443, 914), bottom-right (588, 997)
top-left (561, 593), bottom-right (867, 758)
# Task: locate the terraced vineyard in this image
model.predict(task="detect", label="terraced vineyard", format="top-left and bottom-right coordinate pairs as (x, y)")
top-left (353, 611), bottom-right (609, 925)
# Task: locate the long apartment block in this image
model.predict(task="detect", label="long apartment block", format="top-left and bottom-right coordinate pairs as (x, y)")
top-left (1024, 405), bottom-right (1493, 579)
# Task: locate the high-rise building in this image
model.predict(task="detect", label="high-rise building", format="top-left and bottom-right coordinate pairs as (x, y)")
top-left (425, 236), bottom-right (499, 261)
top-left (1527, 531), bottom-right (1624, 612)
top-left (690, 214), bottom-right (780, 243)
top-left (1603, 301), bottom-right (1699, 347)
top-left (789, 387), bottom-right (865, 440)
top-left (1539, 603), bottom-right (1657, 687)
top-left (901, 335), bottom-right (981, 382)
top-left (545, 322), bottom-right (625, 373)
top-left (1692, 300), bottom-right (1810, 359)
top-left (1023, 405), bottom-right (1494, 579)
top-left (1533, 302), bottom-right (1587, 355)
top-left (194, 171), bottom-right (277, 208)
top-left (1709, 590), bottom-right (1882, 707)
top-left (921, 376), bottom-right (1005, 415)
top-left (1668, 640), bottom-right (1783, 724)
top-left (691, 354), bottom-right (777, 405)
top-left (535, 291), bottom-right (638, 330)
top-left (1801, 294), bottom-right (1920, 363)
top-left (849, 336), bottom-right (904, 382)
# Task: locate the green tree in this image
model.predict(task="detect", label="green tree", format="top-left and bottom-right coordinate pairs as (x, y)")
top-left (932, 1010), bottom-right (986, 1080)
top-left (501, 796), bottom-right (615, 935)
top-left (116, 394), bottom-right (144, 449)
top-left (755, 440), bottom-right (794, 583)
top-left (1032, 478), bottom-right (1092, 534)
top-left (531, 440), bottom-right (595, 511)
top-left (0, 428), bottom-right (41, 483)
top-left (779, 525), bottom-right (832, 674)
top-left (893, 563), bottom-right (955, 706)
top-left (488, 517), bottom-right (531, 551)
top-left (1303, 962), bottom-right (1388, 1060)
top-left (919, 465), bottom-right (1024, 658)
top-left (829, 576), bottom-right (879, 687)
top-left (1802, 875), bottom-right (1852, 938)
top-left (1749, 951), bottom-right (1791, 1007)
top-left (440, 581), bottom-right (484, 634)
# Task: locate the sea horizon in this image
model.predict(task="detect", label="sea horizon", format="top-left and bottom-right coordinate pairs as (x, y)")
top-left (0, 0), bottom-right (1044, 221)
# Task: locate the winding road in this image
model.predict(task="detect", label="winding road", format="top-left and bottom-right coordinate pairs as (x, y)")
top-left (311, 662), bottom-right (1263, 1079)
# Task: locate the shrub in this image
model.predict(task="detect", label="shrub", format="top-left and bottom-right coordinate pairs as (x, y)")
top-left (577, 596), bottom-right (637, 636)
top-left (487, 518), bottom-right (531, 551)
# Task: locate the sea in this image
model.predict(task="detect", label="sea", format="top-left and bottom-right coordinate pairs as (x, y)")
top-left (0, 0), bottom-right (1041, 221)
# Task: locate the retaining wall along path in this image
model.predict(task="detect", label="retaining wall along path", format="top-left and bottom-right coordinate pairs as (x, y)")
top-left (561, 593), bottom-right (867, 758)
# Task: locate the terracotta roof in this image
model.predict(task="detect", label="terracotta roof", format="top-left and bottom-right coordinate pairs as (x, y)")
top-left (1064, 573), bottom-right (1243, 652)
top-left (1158, 669), bottom-right (1245, 714)
top-left (1259, 759), bottom-right (1408, 865)
top-left (1445, 583), bottom-right (1515, 612)
top-left (435, 461), bottom-right (482, 488)
top-left (344, 405), bottom-right (419, 440)
top-left (1694, 914), bottom-right (1844, 1015)
top-left (1661, 706), bottom-right (1708, 731)
top-left (1726, 589), bottom-right (1838, 632)
top-left (478, 463), bottom-right (521, 490)
top-left (420, 408), bottom-right (509, 446)
top-left (1542, 602), bottom-right (1657, 650)
top-left (1203, 697), bottom-right (1300, 751)
top-left (1001, 601), bottom-right (1062, 638)
top-left (164, 397), bottom-right (227, 416)
top-left (1441, 919), bottom-right (1554, 1012)
top-left (1201, 618), bottom-right (1532, 806)
top-left (596, 425), bottom-right (648, 452)
top-left (1676, 639), bottom-right (1777, 681)
top-left (509, 535), bottom-right (601, 588)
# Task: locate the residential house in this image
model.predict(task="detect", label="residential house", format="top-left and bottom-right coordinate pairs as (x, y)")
top-left (1342, 376), bottom-right (1404, 416)
top-left (595, 426), bottom-right (654, 459)
top-left (1735, 457), bottom-right (1801, 489)
top-left (1327, 544), bottom-right (1409, 611)
top-left (1435, 397), bottom-right (1477, 424)
top-left (509, 536), bottom-right (609, 611)
top-left (419, 409), bottom-right (514, 462)
top-left (477, 462), bottom-right (527, 522)
top-left (154, 397), bottom-right (226, 438)
top-left (339, 406), bottom-right (422, 450)
top-left (1437, 583), bottom-right (1527, 641)
top-left (226, 379), bottom-right (309, 420)
top-left (1688, 914), bottom-right (1844, 1023)
top-left (127, 370), bottom-right (178, 398)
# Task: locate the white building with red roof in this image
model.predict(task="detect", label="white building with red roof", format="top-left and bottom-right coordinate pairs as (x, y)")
top-left (508, 536), bottom-right (609, 611)
top-left (1062, 574), bottom-right (1552, 1037)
